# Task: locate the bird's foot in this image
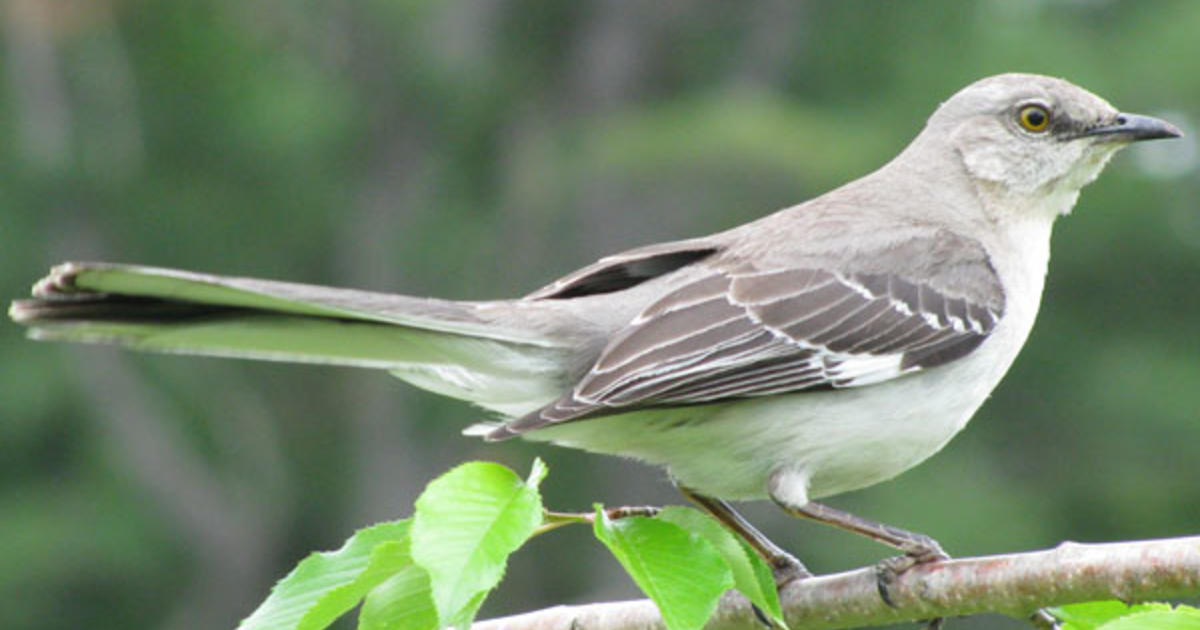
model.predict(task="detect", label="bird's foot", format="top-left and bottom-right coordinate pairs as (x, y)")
top-left (874, 535), bottom-right (950, 609)
top-left (874, 550), bottom-right (950, 608)
top-left (768, 551), bottom-right (813, 588)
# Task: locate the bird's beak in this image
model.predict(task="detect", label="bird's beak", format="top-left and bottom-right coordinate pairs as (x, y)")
top-left (1079, 113), bottom-right (1183, 142)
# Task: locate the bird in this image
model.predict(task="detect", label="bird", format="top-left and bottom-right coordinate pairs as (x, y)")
top-left (10, 73), bottom-right (1181, 585)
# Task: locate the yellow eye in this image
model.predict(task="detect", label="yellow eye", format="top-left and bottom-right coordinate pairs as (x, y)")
top-left (1017, 104), bottom-right (1051, 132)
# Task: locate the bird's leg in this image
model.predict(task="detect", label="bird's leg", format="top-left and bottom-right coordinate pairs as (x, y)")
top-left (769, 496), bottom-right (949, 607)
top-left (777, 499), bottom-right (949, 560)
top-left (677, 486), bottom-right (811, 586)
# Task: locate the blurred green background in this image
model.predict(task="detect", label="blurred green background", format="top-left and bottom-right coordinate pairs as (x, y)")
top-left (2, 1), bottom-right (1198, 629)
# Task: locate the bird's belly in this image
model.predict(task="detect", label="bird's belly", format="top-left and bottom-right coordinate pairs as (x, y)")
top-left (529, 349), bottom-right (1009, 502)
top-left (662, 374), bottom-right (984, 499)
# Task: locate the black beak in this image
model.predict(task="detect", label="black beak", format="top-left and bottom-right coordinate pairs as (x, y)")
top-left (1079, 112), bottom-right (1183, 142)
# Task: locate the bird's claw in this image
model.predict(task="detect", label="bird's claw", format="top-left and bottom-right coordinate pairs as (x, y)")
top-left (898, 533), bottom-right (950, 564)
top-left (769, 552), bottom-right (813, 588)
top-left (874, 540), bottom-right (950, 608)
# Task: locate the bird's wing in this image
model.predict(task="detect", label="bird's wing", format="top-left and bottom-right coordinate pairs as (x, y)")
top-left (493, 260), bottom-right (1004, 437)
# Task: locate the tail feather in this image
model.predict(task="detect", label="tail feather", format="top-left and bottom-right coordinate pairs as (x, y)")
top-left (11, 262), bottom-right (572, 416)
top-left (15, 262), bottom-right (558, 344)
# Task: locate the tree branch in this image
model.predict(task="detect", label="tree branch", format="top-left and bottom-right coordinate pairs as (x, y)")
top-left (474, 535), bottom-right (1200, 630)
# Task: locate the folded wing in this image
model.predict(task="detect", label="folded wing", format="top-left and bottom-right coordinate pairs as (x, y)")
top-left (493, 263), bottom-right (1004, 437)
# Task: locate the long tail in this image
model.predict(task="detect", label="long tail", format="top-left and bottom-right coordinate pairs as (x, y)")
top-left (10, 262), bottom-right (574, 416)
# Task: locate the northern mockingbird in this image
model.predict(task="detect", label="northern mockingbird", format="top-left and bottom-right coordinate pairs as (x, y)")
top-left (10, 73), bottom-right (1181, 583)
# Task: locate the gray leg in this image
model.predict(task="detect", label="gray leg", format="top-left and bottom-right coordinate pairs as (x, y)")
top-left (769, 490), bottom-right (949, 609)
top-left (677, 486), bottom-right (811, 585)
top-left (771, 498), bottom-right (948, 561)
top-left (767, 485), bottom-right (1065, 627)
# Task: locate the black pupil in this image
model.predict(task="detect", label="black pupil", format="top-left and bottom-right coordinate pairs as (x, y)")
top-left (1026, 108), bottom-right (1045, 127)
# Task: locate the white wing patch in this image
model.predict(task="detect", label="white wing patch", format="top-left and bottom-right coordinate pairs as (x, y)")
top-left (823, 352), bottom-right (906, 387)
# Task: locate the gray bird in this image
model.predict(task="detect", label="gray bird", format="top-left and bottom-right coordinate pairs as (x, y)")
top-left (10, 73), bottom-right (1181, 585)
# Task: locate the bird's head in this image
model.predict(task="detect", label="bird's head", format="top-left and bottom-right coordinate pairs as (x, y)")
top-left (923, 73), bottom-right (1180, 214)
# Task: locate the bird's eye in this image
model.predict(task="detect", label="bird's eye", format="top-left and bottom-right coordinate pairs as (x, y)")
top-left (1017, 104), bottom-right (1051, 133)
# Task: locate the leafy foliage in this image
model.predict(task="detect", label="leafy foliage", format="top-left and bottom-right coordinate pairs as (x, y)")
top-left (593, 506), bottom-right (734, 630)
top-left (236, 460), bottom-right (791, 630)
top-left (654, 506), bottom-right (785, 626)
top-left (238, 461), bottom-right (545, 630)
top-left (1054, 601), bottom-right (1200, 630)
top-left (238, 522), bottom-right (415, 630)
top-left (410, 461), bottom-right (545, 627)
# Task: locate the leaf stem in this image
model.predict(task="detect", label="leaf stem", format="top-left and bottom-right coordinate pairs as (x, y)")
top-left (534, 506), bottom-right (663, 537)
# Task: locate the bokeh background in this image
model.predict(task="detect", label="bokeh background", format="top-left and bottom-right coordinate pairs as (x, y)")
top-left (2, 1), bottom-right (1198, 629)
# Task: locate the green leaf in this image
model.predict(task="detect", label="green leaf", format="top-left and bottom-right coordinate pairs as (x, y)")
top-left (1055, 601), bottom-right (1174, 630)
top-left (410, 461), bottom-right (544, 628)
top-left (357, 557), bottom-right (436, 630)
top-left (239, 520), bottom-right (412, 630)
top-left (593, 506), bottom-right (734, 630)
top-left (1098, 608), bottom-right (1200, 630)
top-left (656, 506), bottom-right (785, 627)
top-left (451, 590), bottom-right (490, 630)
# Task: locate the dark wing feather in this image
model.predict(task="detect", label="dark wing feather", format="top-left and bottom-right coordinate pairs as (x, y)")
top-left (491, 263), bottom-right (1004, 438)
top-left (526, 239), bottom-right (720, 300)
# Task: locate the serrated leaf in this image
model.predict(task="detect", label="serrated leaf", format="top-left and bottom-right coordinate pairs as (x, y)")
top-left (656, 506), bottom-right (785, 627)
top-left (239, 520), bottom-right (412, 630)
top-left (411, 461), bottom-right (543, 628)
top-left (594, 506), bottom-right (734, 630)
top-left (357, 559), bottom-right (436, 630)
top-left (1055, 601), bottom-right (1175, 630)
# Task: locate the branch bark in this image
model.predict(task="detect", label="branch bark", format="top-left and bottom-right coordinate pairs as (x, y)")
top-left (474, 535), bottom-right (1200, 630)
